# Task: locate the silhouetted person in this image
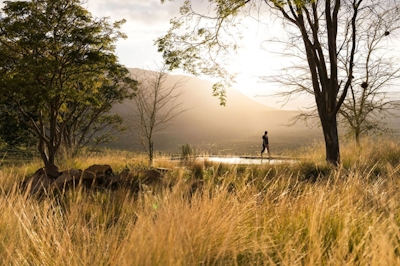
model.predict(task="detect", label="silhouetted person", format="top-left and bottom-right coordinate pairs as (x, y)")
top-left (261, 131), bottom-right (270, 158)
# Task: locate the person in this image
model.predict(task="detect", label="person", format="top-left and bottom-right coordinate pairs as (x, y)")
top-left (261, 131), bottom-right (270, 158)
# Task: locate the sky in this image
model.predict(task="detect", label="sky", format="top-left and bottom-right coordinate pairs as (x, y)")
top-left (0, 0), bottom-right (316, 110)
top-left (84, 0), bottom-right (313, 110)
top-left (2, 1), bottom-right (398, 110)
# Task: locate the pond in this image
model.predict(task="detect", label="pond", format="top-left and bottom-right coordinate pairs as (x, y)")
top-left (194, 156), bottom-right (296, 165)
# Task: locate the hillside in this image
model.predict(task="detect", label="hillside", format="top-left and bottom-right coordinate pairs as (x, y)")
top-left (110, 69), bottom-right (322, 155)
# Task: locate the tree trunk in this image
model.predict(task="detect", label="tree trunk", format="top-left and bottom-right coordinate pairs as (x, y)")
top-left (149, 141), bottom-right (154, 165)
top-left (47, 144), bottom-right (57, 165)
top-left (355, 129), bottom-right (361, 147)
top-left (38, 140), bottom-right (50, 166)
top-left (320, 113), bottom-right (340, 165)
top-left (37, 136), bottom-right (58, 167)
top-left (39, 144), bottom-right (57, 167)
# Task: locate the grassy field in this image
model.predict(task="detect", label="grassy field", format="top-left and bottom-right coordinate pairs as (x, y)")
top-left (1, 139), bottom-right (400, 265)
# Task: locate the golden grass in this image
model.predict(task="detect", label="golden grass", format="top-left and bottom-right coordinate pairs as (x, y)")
top-left (1, 139), bottom-right (400, 265)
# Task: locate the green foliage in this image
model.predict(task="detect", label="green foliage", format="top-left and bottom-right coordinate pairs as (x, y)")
top-left (63, 66), bottom-right (136, 156)
top-left (156, 0), bottom-right (245, 105)
top-left (156, 0), bottom-right (315, 106)
top-left (180, 143), bottom-right (195, 162)
top-left (0, 103), bottom-right (37, 148)
top-left (0, 0), bottom-right (137, 165)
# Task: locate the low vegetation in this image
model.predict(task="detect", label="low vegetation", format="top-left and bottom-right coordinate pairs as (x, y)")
top-left (1, 139), bottom-right (400, 265)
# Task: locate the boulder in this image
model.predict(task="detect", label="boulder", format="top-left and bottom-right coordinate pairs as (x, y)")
top-left (24, 168), bottom-right (54, 195)
top-left (23, 165), bottom-right (106, 194)
top-left (52, 169), bottom-right (82, 190)
top-left (51, 165), bottom-right (115, 190)
top-left (82, 164), bottom-right (113, 187)
top-left (22, 164), bottom-right (175, 195)
top-left (84, 164), bottom-right (113, 176)
top-left (140, 169), bottom-right (163, 185)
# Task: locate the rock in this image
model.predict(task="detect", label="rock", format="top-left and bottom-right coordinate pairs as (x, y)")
top-left (44, 164), bottom-right (61, 178)
top-left (84, 164), bottom-right (113, 176)
top-left (24, 168), bottom-right (54, 195)
top-left (103, 175), bottom-right (121, 188)
top-left (52, 169), bottom-right (82, 190)
top-left (82, 164), bottom-right (113, 187)
top-left (22, 164), bottom-right (175, 195)
top-left (140, 169), bottom-right (163, 185)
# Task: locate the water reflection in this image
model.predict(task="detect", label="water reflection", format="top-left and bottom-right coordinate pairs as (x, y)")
top-left (195, 157), bottom-right (296, 165)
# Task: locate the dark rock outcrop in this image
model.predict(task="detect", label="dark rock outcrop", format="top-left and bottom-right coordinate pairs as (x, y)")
top-left (23, 164), bottom-right (171, 195)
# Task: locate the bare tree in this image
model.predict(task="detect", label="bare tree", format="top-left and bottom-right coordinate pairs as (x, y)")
top-left (127, 64), bottom-right (187, 165)
top-left (339, 4), bottom-right (400, 146)
top-left (265, 1), bottom-right (400, 147)
top-left (157, 0), bottom-right (399, 165)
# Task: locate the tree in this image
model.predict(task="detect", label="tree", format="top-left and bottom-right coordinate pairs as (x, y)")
top-left (61, 66), bottom-right (136, 157)
top-left (269, 1), bottom-right (400, 147)
top-left (338, 4), bottom-right (400, 146)
top-left (0, 0), bottom-right (136, 166)
top-left (0, 103), bottom-right (37, 148)
top-left (127, 65), bottom-right (186, 165)
top-left (157, 0), bottom-right (390, 165)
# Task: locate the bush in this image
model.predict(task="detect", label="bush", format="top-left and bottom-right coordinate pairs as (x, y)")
top-left (180, 143), bottom-right (195, 162)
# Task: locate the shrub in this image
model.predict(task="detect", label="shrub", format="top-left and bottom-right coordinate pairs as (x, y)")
top-left (180, 143), bottom-right (195, 162)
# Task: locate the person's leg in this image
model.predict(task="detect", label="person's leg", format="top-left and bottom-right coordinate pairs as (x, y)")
top-left (261, 145), bottom-right (265, 157)
top-left (267, 144), bottom-right (270, 157)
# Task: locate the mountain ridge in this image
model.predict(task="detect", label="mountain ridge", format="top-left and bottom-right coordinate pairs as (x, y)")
top-left (108, 68), bottom-right (322, 154)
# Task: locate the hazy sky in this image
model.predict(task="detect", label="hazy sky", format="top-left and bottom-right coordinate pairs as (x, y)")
top-left (2, 1), bottom-right (400, 110)
top-left (86, 0), bottom-right (400, 111)
top-left (86, 0), bottom-right (182, 70)
top-left (83, 0), bottom-right (314, 110)
top-left (0, 0), bottom-right (314, 109)
top-left (12, 1), bottom-right (400, 110)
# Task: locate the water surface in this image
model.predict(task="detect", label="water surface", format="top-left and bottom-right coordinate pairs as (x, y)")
top-left (195, 156), bottom-right (296, 165)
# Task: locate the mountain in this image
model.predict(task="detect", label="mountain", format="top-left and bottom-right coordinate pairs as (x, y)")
top-left (109, 68), bottom-right (322, 155)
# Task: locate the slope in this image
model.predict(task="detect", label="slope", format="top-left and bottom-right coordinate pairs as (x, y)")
top-left (110, 69), bottom-right (322, 155)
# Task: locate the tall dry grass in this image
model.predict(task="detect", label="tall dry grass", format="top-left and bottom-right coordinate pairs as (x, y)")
top-left (1, 139), bottom-right (400, 265)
